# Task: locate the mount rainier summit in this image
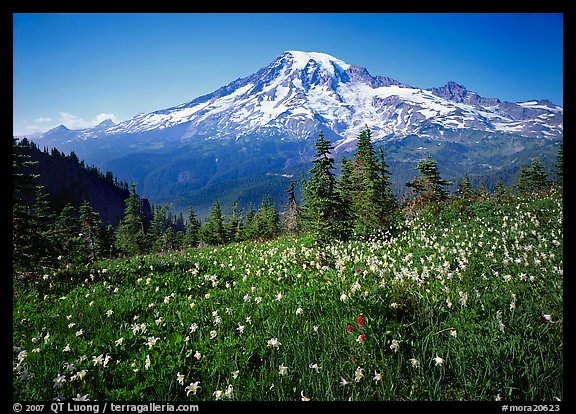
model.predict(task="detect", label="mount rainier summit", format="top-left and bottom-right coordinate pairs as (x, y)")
top-left (28, 50), bottom-right (563, 216)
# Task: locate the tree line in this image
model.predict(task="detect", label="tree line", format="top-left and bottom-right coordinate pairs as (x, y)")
top-left (12, 129), bottom-right (563, 279)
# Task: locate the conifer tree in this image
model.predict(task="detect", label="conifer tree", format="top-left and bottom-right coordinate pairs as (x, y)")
top-left (116, 184), bottom-right (147, 256)
top-left (517, 165), bottom-right (531, 195)
top-left (517, 159), bottom-right (548, 195)
top-left (184, 207), bottom-right (201, 248)
top-left (284, 180), bottom-right (299, 235)
top-left (149, 204), bottom-right (171, 252)
top-left (405, 155), bottom-right (453, 206)
top-left (375, 146), bottom-right (397, 228)
top-left (527, 159), bottom-right (548, 192)
top-left (554, 143), bottom-right (563, 184)
top-left (341, 127), bottom-right (397, 236)
top-left (53, 204), bottom-right (82, 264)
top-left (493, 180), bottom-right (510, 199)
top-left (243, 201), bottom-right (257, 241)
top-left (456, 174), bottom-right (475, 199)
top-left (351, 127), bottom-right (379, 235)
top-left (13, 138), bottom-right (55, 275)
top-left (299, 131), bottom-right (345, 243)
top-left (260, 195), bottom-right (280, 240)
top-left (225, 201), bottom-right (244, 243)
top-left (335, 155), bottom-right (355, 236)
top-left (337, 156), bottom-right (355, 207)
top-left (97, 224), bottom-right (117, 258)
top-left (477, 179), bottom-right (489, 200)
top-left (79, 200), bottom-right (103, 262)
top-left (199, 200), bottom-right (226, 245)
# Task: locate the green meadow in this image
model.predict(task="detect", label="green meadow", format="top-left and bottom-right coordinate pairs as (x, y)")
top-left (13, 190), bottom-right (563, 401)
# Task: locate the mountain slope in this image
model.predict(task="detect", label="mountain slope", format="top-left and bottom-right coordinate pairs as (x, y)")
top-left (26, 50), bottom-right (563, 217)
top-left (18, 140), bottom-right (152, 225)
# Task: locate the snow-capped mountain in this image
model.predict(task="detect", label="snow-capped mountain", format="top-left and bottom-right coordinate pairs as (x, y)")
top-left (26, 50), bottom-right (563, 218)
top-left (80, 50), bottom-right (561, 145)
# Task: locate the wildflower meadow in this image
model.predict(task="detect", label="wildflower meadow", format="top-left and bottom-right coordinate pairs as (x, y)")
top-left (13, 190), bottom-right (563, 402)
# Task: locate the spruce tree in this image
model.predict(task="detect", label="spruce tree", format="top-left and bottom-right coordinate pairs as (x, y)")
top-left (149, 204), bottom-right (170, 252)
top-left (97, 224), bottom-right (117, 258)
top-left (13, 138), bottom-right (55, 275)
top-left (261, 195), bottom-right (280, 240)
top-left (184, 207), bottom-right (201, 248)
top-left (405, 155), bottom-right (453, 207)
top-left (53, 204), bottom-right (82, 264)
top-left (225, 201), bottom-right (244, 243)
top-left (199, 200), bottom-right (226, 245)
top-left (528, 159), bottom-right (548, 192)
top-left (517, 165), bottom-right (531, 195)
top-left (477, 179), bottom-right (489, 200)
top-left (299, 131), bottom-right (345, 243)
top-left (243, 202), bottom-right (257, 241)
top-left (352, 127), bottom-right (379, 235)
top-left (375, 146), bottom-right (397, 229)
top-left (554, 143), bottom-right (563, 184)
top-left (79, 200), bottom-right (103, 262)
top-left (343, 127), bottom-right (397, 236)
top-left (284, 180), bottom-right (299, 235)
top-left (456, 174), bottom-right (475, 199)
top-left (335, 155), bottom-right (355, 236)
top-left (493, 180), bottom-right (510, 199)
top-left (116, 184), bottom-right (147, 256)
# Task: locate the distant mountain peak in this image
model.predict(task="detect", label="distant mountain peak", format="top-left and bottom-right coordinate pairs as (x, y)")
top-left (282, 50), bottom-right (351, 73)
top-left (95, 118), bottom-right (116, 128)
top-left (429, 80), bottom-right (502, 107)
top-left (47, 124), bottom-right (72, 133)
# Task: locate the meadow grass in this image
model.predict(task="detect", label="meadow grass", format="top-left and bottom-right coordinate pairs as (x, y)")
top-left (13, 190), bottom-right (563, 401)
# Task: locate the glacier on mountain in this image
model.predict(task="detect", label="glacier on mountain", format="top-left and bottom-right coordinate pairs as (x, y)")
top-left (89, 50), bottom-right (562, 145)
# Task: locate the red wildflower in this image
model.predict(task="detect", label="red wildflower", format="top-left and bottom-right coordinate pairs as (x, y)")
top-left (346, 324), bottom-right (353, 333)
top-left (357, 315), bottom-right (365, 327)
top-left (357, 334), bottom-right (367, 342)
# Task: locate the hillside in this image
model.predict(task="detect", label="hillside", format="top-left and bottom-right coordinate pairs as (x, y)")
top-left (16, 138), bottom-right (151, 226)
top-left (12, 188), bottom-right (563, 402)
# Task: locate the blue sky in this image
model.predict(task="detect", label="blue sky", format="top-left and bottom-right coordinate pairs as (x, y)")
top-left (13, 13), bottom-right (563, 136)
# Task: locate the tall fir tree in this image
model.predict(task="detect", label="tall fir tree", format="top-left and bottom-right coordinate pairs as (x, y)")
top-left (199, 200), bottom-right (226, 245)
top-left (243, 201), bottom-right (257, 241)
top-left (517, 165), bottom-right (531, 195)
top-left (346, 127), bottom-right (397, 236)
top-left (352, 127), bottom-right (379, 235)
top-left (115, 184), bottom-right (147, 256)
top-left (149, 204), bottom-right (171, 252)
top-left (456, 174), bottom-right (475, 199)
top-left (375, 146), bottom-right (397, 229)
top-left (284, 180), bottom-right (299, 235)
top-left (13, 138), bottom-right (55, 275)
top-left (493, 180), bottom-right (510, 199)
top-left (299, 131), bottom-right (346, 243)
top-left (554, 143), bottom-right (563, 184)
top-left (225, 201), bottom-right (244, 243)
top-left (79, 200), bottom-right (103, 262)
top-left (53, 204), bottom-right (82, 264)
top-left (406, 155), bottom-right (453, 205)
top-left (527, 159), bottom-right (548, 192)
top-left (184, 207), bottom-right (201, 248)
top-left (261, 195), bottom-right (280, 240)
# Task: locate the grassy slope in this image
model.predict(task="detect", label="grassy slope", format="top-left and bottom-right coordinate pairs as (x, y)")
top-left (13, 190), bottom-right (563, 401)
